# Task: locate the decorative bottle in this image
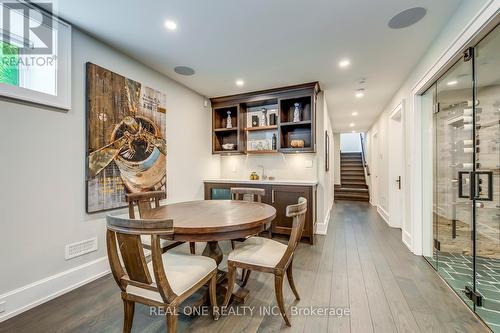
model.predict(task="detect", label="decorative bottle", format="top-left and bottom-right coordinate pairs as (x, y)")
top-left (260, 108), bottom-right (268, 126)
top-left (293, 103), bottom-right (301, 122)
top-left (226, 111), bottom-right (232, 128)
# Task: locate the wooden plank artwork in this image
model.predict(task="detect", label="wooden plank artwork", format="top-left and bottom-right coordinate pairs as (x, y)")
top-left (86, 63), bottom-right (167, 213)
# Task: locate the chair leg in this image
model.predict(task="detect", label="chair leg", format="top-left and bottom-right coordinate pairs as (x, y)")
top-left (274, 274), bottom-right (291, 327)
top-left (286, 260), bottom-right (300, 300)
top-left (209, 273), bottom-right (220, 320)
top-left (122, 299), bottom-right (135, 333)
top-left (166, 307), bottom-right (177, 333)
top-left (223, 263), bottom-right (236, 308)
top-left (189, 242), bottom-right (196, 254)
top-left (241, 269), bottom-right (251, 288)
top-left (239, 268), bottom-right (246, 281)
top-left (231, 240), bottom-right (235, 250)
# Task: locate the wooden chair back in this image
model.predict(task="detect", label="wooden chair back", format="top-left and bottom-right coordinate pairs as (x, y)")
top-left (126, 191), bottom-right (166, 219)
top-left (230, 187), bottom-right (265, 202)
top-left (106, 214), bottom-right (177, 303)
top-left (276, 197), bottom-right (307, 268)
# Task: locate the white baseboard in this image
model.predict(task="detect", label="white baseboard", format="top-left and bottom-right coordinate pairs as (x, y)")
top-left (315, 203), bottom-right (333, 235)
top-left (0, 256), bottom-right (110, 323)
top-left (402, 230), bottom-right (412, 251)
top-left (377, 205), bottom-right (390, 225)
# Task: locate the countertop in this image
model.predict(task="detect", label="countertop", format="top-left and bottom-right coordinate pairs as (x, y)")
top-left (204, 178), bottom-right (318, 186)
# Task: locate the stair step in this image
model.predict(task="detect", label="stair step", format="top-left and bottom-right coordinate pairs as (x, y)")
top-left (342, 183), bottom-right (368, 188)
top-left (342, 176), bottom-right (366, 181)
top-left (337, 187), bottom-right (368, 192)
top-left (341, 161), bottom-right (362, 165)
top-left (335, 195), bottom-right (370, 202)
top-left (334, 190), bottom-right (370, 201)
top-left (341, 171), bottom-right (365, 176)
top-left (341, 167), bottom-right (364, 171)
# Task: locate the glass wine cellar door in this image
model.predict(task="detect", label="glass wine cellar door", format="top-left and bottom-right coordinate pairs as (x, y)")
top-left (426, 24), bottom-right (500, 332)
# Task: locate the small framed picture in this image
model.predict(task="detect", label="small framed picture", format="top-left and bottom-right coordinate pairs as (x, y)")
top-left (252, 115), bottom-right (259, 127)
top-left (325, 131), bottom-right (330, 171)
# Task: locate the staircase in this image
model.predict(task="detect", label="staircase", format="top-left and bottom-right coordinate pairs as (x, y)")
top-left (335, 152), bottom-right (370, 202)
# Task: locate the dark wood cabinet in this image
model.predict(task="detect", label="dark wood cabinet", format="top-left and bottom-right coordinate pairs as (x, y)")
top-left (204, 181), bottom-right (316, 244)
top-left (210, 82), bottom-right (320, 155)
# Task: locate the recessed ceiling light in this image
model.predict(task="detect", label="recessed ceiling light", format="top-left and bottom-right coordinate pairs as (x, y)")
top-left (352, 111), bottom-right (358, 116)
top-left (165, 20), bottom-right (177, 30)
top-left (236, 79), bottom-right (244, 87)
top-left (388, 7), bottom-right (427, 29)
top-left (174, 66), bottom-right (195, 76)
top-left (447, 80), bottom-right (458, 86)
top-left (339, 59), bottom-right (351, 68)
top-left (355, 90), bottom-right (365, 98)
top-left (349, 123), bottom-right (355, 127)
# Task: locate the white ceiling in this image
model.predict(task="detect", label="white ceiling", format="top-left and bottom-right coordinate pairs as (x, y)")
top-left (55, 0), bottom-right (463, 132)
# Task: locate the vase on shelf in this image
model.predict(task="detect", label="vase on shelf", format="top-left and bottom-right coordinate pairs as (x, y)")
top-left (226, 111), bottom-right (232, 128)
top-left (260, 108), bottom-right (268, 127)
top-left (293, 103), bottom-right (301, 122)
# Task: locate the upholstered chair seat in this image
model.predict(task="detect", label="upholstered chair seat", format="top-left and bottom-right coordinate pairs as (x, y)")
top-left (228, 237), bottom-right (287, 268)
top-left (126, 252), bottom-right (216, 301)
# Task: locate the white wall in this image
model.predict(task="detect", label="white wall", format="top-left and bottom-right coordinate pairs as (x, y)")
top-left (340, 133), bottom-right (361, 152)
top-left (316, 92), bottom-right (334, 233)
top-left (0, 28), bottom-right (218, 319)
top-left (218, 91), bottom-right (334, 233)
top-left (366, 0), bottom-right (492, 251)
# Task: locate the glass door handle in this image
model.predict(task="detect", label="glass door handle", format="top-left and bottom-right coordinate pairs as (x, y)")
top-left (473, 171), bottom-right (494, 201)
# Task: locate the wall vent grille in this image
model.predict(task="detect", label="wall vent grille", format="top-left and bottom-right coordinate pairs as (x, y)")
top-left (65, 237), bottom-right (97, 260)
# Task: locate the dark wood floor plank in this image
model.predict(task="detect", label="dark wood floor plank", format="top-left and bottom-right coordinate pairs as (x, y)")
top-left (302, 209), bottom-right (336, 332)
top-left (343, 206), bottom-right (374, 333)
top-left (351, 214), bottom-right (398, 333)
top-left (328, 204), bottom-right (351, 333)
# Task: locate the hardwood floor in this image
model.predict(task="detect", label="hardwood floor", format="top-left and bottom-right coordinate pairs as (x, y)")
top-left (0, 201), bottom-right (490, 333)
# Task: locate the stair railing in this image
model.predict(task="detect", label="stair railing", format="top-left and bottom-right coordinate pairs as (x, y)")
top-left (360, 133), bottom-right (370, 176)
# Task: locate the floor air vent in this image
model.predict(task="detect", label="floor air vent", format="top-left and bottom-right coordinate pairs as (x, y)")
top-left (65, 237), bottom-right (98, 260)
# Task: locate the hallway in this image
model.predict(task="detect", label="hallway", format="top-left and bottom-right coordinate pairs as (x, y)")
top-left (0, 202), bottom-right (488, 333)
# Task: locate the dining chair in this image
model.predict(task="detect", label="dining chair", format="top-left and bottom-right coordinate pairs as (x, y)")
top-left (230, 187), bottom-right (267, 284)
top-left (222, 197), bottom-right (307, 327)
top-left (230, 187), bottom-right (269, 249)
top-left (106, 214), bottom-right (219, 333)
top-left (126, 191), bottom-right (196, 254)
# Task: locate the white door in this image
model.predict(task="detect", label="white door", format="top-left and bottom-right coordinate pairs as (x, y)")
top-left (388, 104), bottom-right (404, 228)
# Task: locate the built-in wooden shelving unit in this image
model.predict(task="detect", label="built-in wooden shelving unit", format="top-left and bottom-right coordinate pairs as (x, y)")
top-left (210, 82), bottom-right (319, 154)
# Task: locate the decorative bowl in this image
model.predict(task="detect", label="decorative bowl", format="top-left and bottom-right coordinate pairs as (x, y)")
top-left (290, 139), bottom-right (305, 148)
top-left (222, 143), bottom-right (236, 150)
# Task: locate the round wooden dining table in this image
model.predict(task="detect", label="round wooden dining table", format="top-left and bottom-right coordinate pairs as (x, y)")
top-left (148, 200), bottom-right (276, 303)
top-left (148, 199), bottom-right (276, 267)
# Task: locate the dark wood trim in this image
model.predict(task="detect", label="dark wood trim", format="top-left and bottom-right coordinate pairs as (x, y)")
top-left (210, 82), bottom-right (320, 105)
